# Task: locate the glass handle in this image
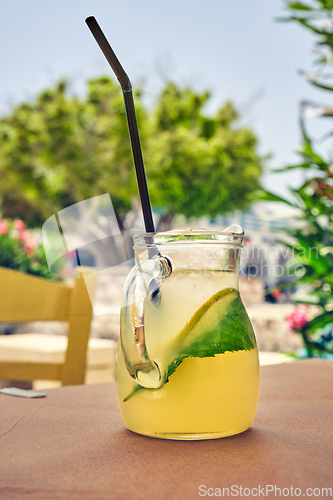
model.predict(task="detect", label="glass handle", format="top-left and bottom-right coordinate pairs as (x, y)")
top-left (120, 256), bottom-right (172, 389)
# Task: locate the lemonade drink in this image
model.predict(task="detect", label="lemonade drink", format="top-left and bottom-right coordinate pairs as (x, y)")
top-left (116, 240), bottom-right (260, 440)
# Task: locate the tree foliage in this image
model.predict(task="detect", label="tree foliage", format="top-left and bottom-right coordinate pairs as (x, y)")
top-left (0, 78), bottom-right (140, 228)
top-left (0, 78), bottom-right (263, 229)
top-left (148, 84), bottom-right (262, 227)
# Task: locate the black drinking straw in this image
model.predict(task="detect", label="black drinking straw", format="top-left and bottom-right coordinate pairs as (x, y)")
top-left (85, 16), bottom-right (155, 234)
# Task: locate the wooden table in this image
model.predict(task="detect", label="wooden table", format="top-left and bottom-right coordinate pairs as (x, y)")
top-left (0, 360), bottom-right (332, 499)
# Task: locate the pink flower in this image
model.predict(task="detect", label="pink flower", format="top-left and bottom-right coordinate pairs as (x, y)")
top-left (13, 219), bottom-right (26, 230)
top-left (0, 220), bottom-right (8, 235)
top-left (18, 230), bottom-right (29, 241)
top-left (287, 306), bottom-right (308, 332)
top-left (23, 242), bottom-right (36, 257)
top-left (18, 229), bottom-right (37, 256)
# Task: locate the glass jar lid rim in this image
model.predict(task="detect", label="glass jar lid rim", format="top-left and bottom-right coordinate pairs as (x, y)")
top-left (133, 225), bottom-right (244, 247)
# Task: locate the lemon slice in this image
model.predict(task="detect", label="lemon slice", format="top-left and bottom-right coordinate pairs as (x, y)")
top-left (124, 287), bottom-right (255, 401)
top-left (170, 287), bottom-right (238, 353)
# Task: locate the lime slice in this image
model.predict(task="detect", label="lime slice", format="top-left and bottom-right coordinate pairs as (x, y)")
top-left (165, 287), bottom-right (255, 379)
top-left (170, 287), bottom-right (238, 353)
top-left (124, 287), bottom-right (256, 401)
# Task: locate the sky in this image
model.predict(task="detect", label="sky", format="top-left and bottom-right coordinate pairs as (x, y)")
top-left (0, 0), bottom-right (331, 199)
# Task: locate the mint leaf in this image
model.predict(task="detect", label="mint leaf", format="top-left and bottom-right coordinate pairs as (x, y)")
top-left (179, 294), bottom-right (256, 358)
top-left (123, 290), bottom-right (256, 402)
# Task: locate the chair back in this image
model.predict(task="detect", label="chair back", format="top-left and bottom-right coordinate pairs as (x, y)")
top-left (0, 267), bottom-right (93, 385)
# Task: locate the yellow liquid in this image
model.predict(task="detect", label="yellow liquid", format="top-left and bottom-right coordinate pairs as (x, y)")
top-left (116, 346), bottom-right (259, 439)
top-left (116, 270), bottom-right (260, 439)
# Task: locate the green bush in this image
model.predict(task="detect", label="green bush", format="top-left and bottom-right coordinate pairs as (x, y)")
top-left (0, 218), bottom-right (57, 280)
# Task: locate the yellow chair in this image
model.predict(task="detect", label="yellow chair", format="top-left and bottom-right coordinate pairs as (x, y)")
top-left (0, 267), bottom-right (95, 386)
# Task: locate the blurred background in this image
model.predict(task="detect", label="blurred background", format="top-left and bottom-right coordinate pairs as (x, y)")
top-left (0, 0), bottom-right (332, 389)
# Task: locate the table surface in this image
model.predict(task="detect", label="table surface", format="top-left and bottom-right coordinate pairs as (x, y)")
top-left (0, 360), bottom-right (332, 500)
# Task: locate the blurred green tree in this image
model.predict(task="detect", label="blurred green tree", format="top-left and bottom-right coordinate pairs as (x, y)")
top-left (0, 78), bottom-right (141, 229)
top-left (0, 78), bottom-right (264, 229)
top-left (149, 83), bottom-right (263, 229)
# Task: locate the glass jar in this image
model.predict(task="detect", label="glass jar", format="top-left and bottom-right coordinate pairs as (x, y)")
top-left (115, 227), bottom-right (260, 440)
